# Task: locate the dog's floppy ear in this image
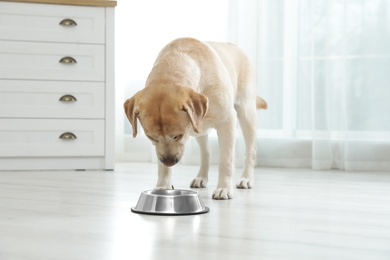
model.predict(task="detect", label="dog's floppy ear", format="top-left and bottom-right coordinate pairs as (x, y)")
top-left (182, 89), bottom-right (208, 133)
top-left (123, 92), bottom-right (140, 138)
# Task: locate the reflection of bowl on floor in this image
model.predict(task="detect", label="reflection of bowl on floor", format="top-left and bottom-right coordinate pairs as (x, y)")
top-left (131, 189), bottom-right (210, 216)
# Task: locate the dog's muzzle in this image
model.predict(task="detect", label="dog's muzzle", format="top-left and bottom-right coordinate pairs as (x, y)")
top-left (160, 156), bottom-right (179, 167)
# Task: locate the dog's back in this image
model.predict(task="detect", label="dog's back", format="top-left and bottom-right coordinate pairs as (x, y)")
top-left (150, 38), bottom-right (267, 109)
top-left (206, 40), bottom-right (267, 109)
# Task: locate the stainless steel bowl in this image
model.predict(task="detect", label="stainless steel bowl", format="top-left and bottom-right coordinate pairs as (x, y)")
top-left (131, 189), bottom-right (210, 215)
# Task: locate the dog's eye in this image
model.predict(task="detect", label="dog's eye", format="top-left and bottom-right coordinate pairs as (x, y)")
top-left (172, 134), bottom-right (183, 141)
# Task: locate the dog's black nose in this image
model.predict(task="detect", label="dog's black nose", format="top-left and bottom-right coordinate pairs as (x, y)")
top-left (160, 156), bottom-right (179, 167)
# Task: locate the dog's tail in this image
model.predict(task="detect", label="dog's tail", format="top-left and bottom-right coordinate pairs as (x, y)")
top-left (256, 96), bottom-right (268, 109)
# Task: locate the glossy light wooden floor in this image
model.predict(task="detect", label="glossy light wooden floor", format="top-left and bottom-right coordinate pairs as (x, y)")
top-left (1, 163), bottom-right (390, 260)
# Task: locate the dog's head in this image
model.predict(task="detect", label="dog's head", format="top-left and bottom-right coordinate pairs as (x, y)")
top-left (124, 86), bottom-right (208, 167)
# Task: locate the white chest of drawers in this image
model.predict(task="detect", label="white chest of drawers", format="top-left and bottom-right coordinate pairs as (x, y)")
top-left (0, 0), bottom-right (116, 170)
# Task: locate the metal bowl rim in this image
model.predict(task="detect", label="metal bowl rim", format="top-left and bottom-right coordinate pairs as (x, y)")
top-left (141, 189), bottom-right (200, 197)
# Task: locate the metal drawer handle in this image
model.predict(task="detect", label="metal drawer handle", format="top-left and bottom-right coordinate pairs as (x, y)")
top-left (59, 94), bottom-right (77, 102)
top-left (59, 132), bottom-right (77, 140)
top-left (59, 18), bottom-right (77, 27)
top-left (59, 56), bottom-right (77, 64)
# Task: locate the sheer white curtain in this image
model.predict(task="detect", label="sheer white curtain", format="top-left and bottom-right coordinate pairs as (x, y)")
top-left (254, 0), bottom-right (390, 171)
top-left (115, 0), bottom-right (390, 171)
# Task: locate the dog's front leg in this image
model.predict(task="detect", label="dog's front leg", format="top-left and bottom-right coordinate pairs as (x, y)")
top-left (190, 134), bottom-right (210, 188)
top-left (155, 161), bottom-right (173, 189)
top-left (213, 120), bottom-right (236, 200)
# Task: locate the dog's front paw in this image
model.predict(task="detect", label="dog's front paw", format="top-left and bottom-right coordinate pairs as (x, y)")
top-left (236, 178), bottom-right (253, 189)
top-left (212, 188), bottom-right (233, 200)
top-left (190, 178), bottom-right (208, 188)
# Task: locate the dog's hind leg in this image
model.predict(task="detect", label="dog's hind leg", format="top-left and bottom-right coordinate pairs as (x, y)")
top-left (235, 103), bottom-right (257, 189)
top-left (190, 134), bottom-right (210, 188)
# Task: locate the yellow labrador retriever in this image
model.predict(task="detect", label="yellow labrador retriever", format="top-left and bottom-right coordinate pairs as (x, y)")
top-left (124, 38), bottom-right (267, 200)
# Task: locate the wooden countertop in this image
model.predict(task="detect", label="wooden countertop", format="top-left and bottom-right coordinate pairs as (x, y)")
top-left (0, 0), bottom-right (117, 7)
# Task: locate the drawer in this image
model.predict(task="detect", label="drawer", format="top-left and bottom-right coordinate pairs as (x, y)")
top-left (0, 80), bottom-right (105, 119)
top-left (0, 41), bottom-right (105, 81)
top-left (0, 119), bottom-right (105, 157)
top-left (0, 2), bottom-right (105, 44)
